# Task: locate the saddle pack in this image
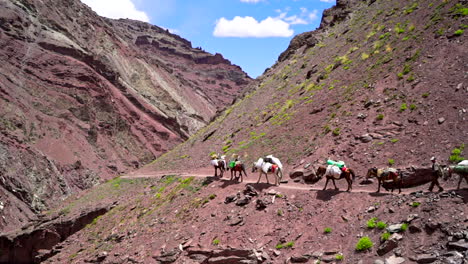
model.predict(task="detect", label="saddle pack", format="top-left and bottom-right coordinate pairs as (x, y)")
top-left (269, 164), bottom-right (278, 173)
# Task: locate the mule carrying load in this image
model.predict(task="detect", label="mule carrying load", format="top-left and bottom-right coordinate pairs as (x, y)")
top-left (252, 155), bottom-right (283, 186)
top-left (316, 160), bottom-right (356, 191)
top-left (453, 160), bottom-right (468, 173)
top-left (210, 154), bottom-right (227, 178)
top-left (446, 160), bottom-right (468, 190)
top-left (228, 153), bottom-right (248, 182)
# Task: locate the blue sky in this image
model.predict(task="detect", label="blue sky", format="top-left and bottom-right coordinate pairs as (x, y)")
top-left (80, 0), bottom-right (336, 78)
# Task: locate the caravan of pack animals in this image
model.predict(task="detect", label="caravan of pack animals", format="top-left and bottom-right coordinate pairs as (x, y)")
top-left (210, 154), bottom-right (468, 192)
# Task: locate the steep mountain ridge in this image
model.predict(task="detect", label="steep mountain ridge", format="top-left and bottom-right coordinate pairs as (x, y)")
top-left (0, 0), bottom-right (251, 231)
top-left (152, 0), bottom-right (467, 175)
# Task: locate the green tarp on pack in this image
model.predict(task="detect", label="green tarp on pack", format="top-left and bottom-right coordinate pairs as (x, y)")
top-left (327, 160), bottom-right (345, 169)
top-left (453, 165), bottom-right (468, 174)
top-left (229, 161), bottom-right (236, 169)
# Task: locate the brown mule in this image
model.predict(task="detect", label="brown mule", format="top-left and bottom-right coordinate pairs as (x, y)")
top-left (211, 157), bottom-right (227, 178)
top-left (316, 165), bottom-right (356, 192)
top-left (230, 163), bottom-right (248, 182)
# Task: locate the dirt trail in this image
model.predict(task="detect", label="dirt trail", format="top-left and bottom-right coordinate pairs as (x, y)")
top-left (122, 167), bottom-right (436, 195)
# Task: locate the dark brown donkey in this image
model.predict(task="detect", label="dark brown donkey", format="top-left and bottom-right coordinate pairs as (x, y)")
top-left (366, 167), bottom-right (402, 193)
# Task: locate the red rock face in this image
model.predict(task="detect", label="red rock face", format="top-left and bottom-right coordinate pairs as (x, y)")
top-left (0, 0), bottom-right (251, 231)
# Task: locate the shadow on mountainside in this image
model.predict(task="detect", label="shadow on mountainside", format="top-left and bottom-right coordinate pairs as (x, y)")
top-left (315, 189), bottom-right (342, 201)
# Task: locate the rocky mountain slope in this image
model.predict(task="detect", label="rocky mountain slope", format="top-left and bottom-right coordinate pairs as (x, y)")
top-left (0, 0), bottom-right (251, 232)
top-left (152, 0), bottom-right (467, 175)
top-left (3, 175), bottom-right (466, 264)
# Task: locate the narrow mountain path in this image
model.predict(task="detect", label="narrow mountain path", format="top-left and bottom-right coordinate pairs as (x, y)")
top-left (122, 167), bottom-right (441, 195)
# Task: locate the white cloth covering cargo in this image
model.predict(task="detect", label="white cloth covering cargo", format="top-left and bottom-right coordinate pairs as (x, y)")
top-left (210, 155), bottom-right (226, 169)
top-left (458, 160), bottom-right (468, 166)
top-left (261, 162), bottom-right (273, 174)
top-left (266, 155), bottom-right (283, 170)
top-left (326, 165), bottom-right (342, 179)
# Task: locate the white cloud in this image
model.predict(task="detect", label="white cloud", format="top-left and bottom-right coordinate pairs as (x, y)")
top-left (319, 0), bottom-right (335, 3)
top-left (277, 7), bottom-right (320, 24)
top-left (240, 0), bottom-right (263, 3)
top-left (284, 15), bottom-right (308, 25)
top-left (308, 10), bottom-right (319, 21)
top-left (213, 16), bottom-right (294, 38)
top-left (80, 0), bottom-right (150, 22)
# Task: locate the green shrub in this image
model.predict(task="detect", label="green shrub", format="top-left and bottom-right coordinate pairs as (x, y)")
top-left (356, 237), bottom-right (373, 251)
top-left (212, 238), bottom-right (220, 245)
top-left (361, 53), bottom-right (370, 60)
top-left (284, 241), bottom-right (295, 248)
top-left (332, 128), bottom-right (341, 136)
top-left (400, 103), bottom-right (407, 112)
top-left (324, 227), bottom-right (332, 234)
top-left (450, 4), bottom-right (468, 17)
top-left (209, 194), bottom-right (217, 200)
top-left (411, 201), bottom-right (421, 207)
top-left (367, 217), bottom-right (378, 229)
top-left (381, 232), bottom-right (391, 241)
top-left (276, 241), bottom-right (295, 249)
top-left (449, 145), bottom-right (466, 163)
top-left (376, 114), bottom-right (384, 120)
top-left (454, 29), bottom-right (464, 36)
top-left (336, 254), bottom-right (344, 260)
top-left (409, 104), bottom-right (417, 110)
top-left (390, 139), bottom-right (399, 143)
top-left (404, 3), bottom-right (419, 14)
top-left (388, 159), bottom-right (395, 166)
top-left (277, 209), bottom-right (284, 216)
top-left (422, 92), bottom-right (430, 98)
top-left (395, 23), bottom-right (406, 34)
top-left (222, 145), bottom-right (230, 153)
top-left (377, 221), bottom-right (387, 229)
top-left (401, 223), bottom-right (408, 231)
top-left (402, 64), bottom-right (411, 74)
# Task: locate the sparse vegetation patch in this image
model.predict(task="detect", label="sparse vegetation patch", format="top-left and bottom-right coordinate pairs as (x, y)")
top-left (356, 237), bottom-right (373, 251)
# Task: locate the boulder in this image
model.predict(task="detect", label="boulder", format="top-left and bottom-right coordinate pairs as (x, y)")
top-left (382, 167), bottom-right (433, 189)
top-left (290, 255), bottom-right (310, 263)
top-left (154, 248), bottom-right (181, 263)
top-left (224, 195), bottom-right (237, 204)
top-left (289, 170), bottom-right (305, 179)
top-left (385, 255), bottom-right (405, 264)
top-left (243, 185), bottom-right (258, 197)
top-left (387, 224), bottom-right (404, 233)
top-left (413, 253), bottom-right (438, 263)
top-left (255, 199), bottom-right (269, 210)
top-left (448, 241), bottom-right (468, 252)
top-left (360, 134), bottom-right (373, 143)
top-left (377, 238), bottom-right (399, 256)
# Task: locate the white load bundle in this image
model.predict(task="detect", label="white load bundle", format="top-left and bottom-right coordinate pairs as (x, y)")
top-left (210, 159), bottom-right (218, 166)
top-left (261, 162), bottom-right (273, 174)
top-left (326, 165), bottom-right (342, 179)
top-left (266, 155), bottom-right (283, 170)
top-left (458, 160), bottom-right (468, 166)
top-left (255, 159), bottom-right (264, 168)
